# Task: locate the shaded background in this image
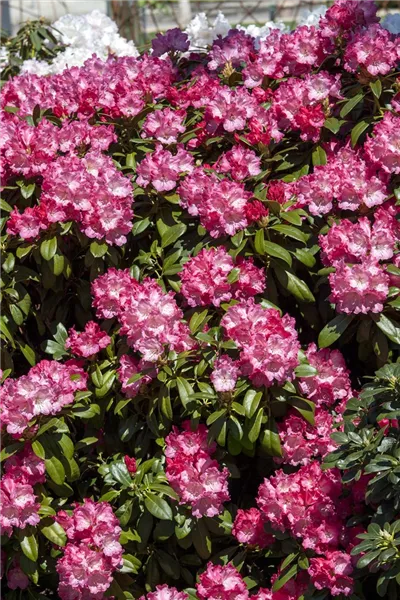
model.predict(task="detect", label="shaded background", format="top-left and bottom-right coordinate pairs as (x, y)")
top-left (2, 0), bottom-right (400, 48)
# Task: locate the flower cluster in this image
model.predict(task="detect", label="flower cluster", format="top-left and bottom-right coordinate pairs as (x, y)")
top-left (65, 321), bottom-right (111, 358)
top-left (92, 269), bottom-right (193, 362)
top-left (221, 299), bottom-right (300, 387)
top-left (298, 344), bottom-right (353, 407)
top-left (179, 247), bottom-right (265, 307)
top-left (320, 208), bottom-right (398, 314)
top-left (1, 360), bottom-right (87, 436)
top-left (0, 446), bottom-right (44, 538)
top-left (165, 422), bottom-right (230, 517)
top-left (56, 499), bottom-right (123, 599)
top-left (257, 463), bottom-right (355, 596)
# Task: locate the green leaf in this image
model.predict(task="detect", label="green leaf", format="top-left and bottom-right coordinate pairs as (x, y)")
top-left (189, 309), bottom-right (208, 334)
top-left (312, 145), bottom-right (327, 167)
top-left (370, 79), bottom-right (382, 99)
top-left (340, 93), bottom-right (363, 118)
top-left (39, 519), bottom-right (67, 546)
top-left (90, 241), bottom-right (108, 258)
top-left (0, 198), bottom-right (13, 212)
top-left (272, 563), bottom-right (298, 592)
top-left (274, 266), bottom-right (315, 303)
top-left (295, 248), bottom-right (316, 268)
top-left (145, 493), bottom-right (173, 520)
top-left (271, 224), bottom-right (307, 243)
top-left (318, 314), bottom-right (354, 348)
top-left (120, 554), bottom-right (141, 574)
top-left (324, 117), bottom-right (345, 134)
top-left (192, 520), bottom-right (211, 559)
top-left (243, 390), bottom-right (262, 419)
top-left (10, 304), bottom-right (24, 326)
top-left (40, 237), bottom-right (57, 261)
top-left (248, 407), bottom-right (264, 443)
top-left (161, 224), bottom-right (187, 248)
top-left (288, 396), bottom-right (316, 426)
top-left (294, 364), bottom-right (318, 378)
top-left (351, 120), bottom-right (370, 147)
top-left (110, 462), bottom-right (132, 487)
top-left (260, 420), bottom-right (283, 457)
top-left (373, 314), bottom-right (400, 345)
top-left (254, 229), bottom-right (266, 255)
top-left (19, 530), bottom-right (38, 561)
top-left (263, 241), bottom-right (292, 267)
top-left (176, 377), bottom-right (194, 408)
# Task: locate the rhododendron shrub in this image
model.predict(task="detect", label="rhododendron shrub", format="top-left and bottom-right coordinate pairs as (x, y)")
top-left (1, 2), bottom-right (400, 599)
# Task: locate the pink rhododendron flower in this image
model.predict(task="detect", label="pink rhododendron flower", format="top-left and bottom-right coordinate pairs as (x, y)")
top-left (142, 108), bottom-right (186, 144)
top-left (0, 474), bottom-right (40, 537)
top-left (56, 499), bottom-right (123, 599)
top-left (208, 29), bottom-right (254, 71)
top-left (364, 112), bottom-right (400, 175)
top-left (196, 562), bottom-right (249, 600)
top-left (344, 24), bottom-right (398, 76)
top-left (140, 585), bottom-right (189, 600)
top-left (221, 299), bottom-right (300, 387)
top-left (91, 268), bottom-right (136, 319)
top-left (320, 211), bottom-right (397, 266)
top-left (65, 321), bottom-right (111, 358)
top-left (328, 258), bottom-right (389, 314)
top-left (320, 0), bottom-right (378, 36)
top-left (298, 344), bottom-right (352, 407)
top-left (136, 144), bottom-right (194, 192)
top-left (165, 422), bottom-right (230, 517)
top-left (257, 462), bottom-right (348, 555)
top-left (4, 443), bottom-right (46, 485)
top-left (232, 508), bottom-right (274, 548)
top-left (216, 145), bottom-right (261, 181)
top-left (179, 169), bottom-right (252, 237)
top-left (1, 359), bottom-right (87, 436)
top-left (308, 551), bottom-right (353, 596)
top-left (57, 543), bottom-right (115, 599)
top-left (211, 355), bottom-right (240, 392)
top-left (276, 408), bottom-right (338, 466)
top-left (92, 270), bottom-right (194, 362)
top-left (179, 247), bottom-right (265, 307)
top-left (293, 145), bottom-right (389, 215)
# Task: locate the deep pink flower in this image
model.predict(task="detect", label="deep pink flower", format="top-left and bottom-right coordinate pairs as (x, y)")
top-left (221, 299), bottom-right (299, 387)
top-left (309, 552), bottom-right (353, 597)
top-left (197, 562), bottom-right (249, 600)
top-left (65, 321), bottom-right (111, 358)
top-left (328, 258), bottom-right (389, 314)
top-left (165, 422), bottom-right (230, 518)
top-left (211, 355), bottom-right (240, 392)
top-left (232, 508), bottom-right (274, 548)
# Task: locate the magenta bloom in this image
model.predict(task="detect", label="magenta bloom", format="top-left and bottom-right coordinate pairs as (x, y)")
top-left (196, 562), bottom-right (249, 600)
top-left (1, 359), bottom-right (87, 436)
top-left (328, 258), bottom-right (389, 314)
top-left (232, 508), bottom-right (274, 548)
top-left (65, 321), bottom-right (111, 358)
top-left (165, 422), bottom-right (230, 518)
top-left (221, 299), bottom-right (300, 388)
top-left (211, 355), bottom-right (240, 393)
